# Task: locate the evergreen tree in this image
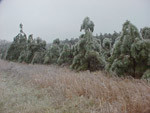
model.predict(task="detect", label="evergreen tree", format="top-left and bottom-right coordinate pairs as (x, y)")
top-left (5, 24), bottom-right (47, 64)
top-left (0, 40), bottom-right (11, 59)
top-left (71, 17), bottom-right (104, 71)
top-left (142, 69), bottom-right (150, 80)
top-left (140, 27), bottom-right (150, 39)
top-left (96, 31), bottom-right (120, 48)
top-left (6, 24), bottom-right (27, 61)
top-left (44, 39), bottom-right (60, 64)
top-left (31, 37), bottom-right (46, 64)
top-left (18, 34), bottom-right (33, 63)
top-left (101, 38), bottom-right (112, 62)
top-left (111, 31), bottom-right (120, 46)
top-left (107, 20), bottom-right (150, 78)
top-left (53, 38), bottom-right (60, 45)
top-left (131, 39), bottom-right (150, 78)
top-left (57, 44), bottom-right (72, 65)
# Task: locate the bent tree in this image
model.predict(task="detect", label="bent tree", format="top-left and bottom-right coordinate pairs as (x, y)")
top-left (107, 20), bottom-right (150, 78)
top-left (71, 17), bottom-right (104, 71)
top-left (6, 24), bottom-right (27, 61)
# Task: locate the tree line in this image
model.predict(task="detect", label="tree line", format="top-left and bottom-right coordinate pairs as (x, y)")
top-left (0, 17), bottom-right (150, 79)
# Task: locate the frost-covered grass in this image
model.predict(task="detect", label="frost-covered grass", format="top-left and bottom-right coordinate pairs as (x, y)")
top-left (0, 59), bottom-right (150, 113)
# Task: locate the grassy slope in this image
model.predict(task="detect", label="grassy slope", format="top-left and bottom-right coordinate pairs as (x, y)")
top-left (0, 59), bottom-right (150, 113)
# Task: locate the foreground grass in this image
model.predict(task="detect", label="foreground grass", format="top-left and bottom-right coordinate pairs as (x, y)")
top-left (0, 60), bottom-right (150, 113)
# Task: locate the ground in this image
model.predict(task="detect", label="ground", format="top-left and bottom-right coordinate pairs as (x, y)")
top-left (0, 59), bottom-right (150, 113)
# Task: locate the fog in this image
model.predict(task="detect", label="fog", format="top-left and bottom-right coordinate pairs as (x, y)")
top-left (0, 0), bottom-right (149, 42)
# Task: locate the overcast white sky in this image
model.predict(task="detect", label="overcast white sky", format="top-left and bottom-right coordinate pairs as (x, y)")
top-left (0, 0), bottom-right (150, 42)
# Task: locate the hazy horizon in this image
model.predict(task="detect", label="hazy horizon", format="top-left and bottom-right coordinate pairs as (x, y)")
top-left (0, 0), bottom-right (150, 42)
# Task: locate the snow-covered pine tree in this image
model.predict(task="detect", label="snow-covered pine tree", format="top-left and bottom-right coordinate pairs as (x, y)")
top-left (44, 39), bottom-right (60, 64)
top-left (141, 27), bottom-right (150, 39)
top-left (107, 20), bottom-right (150, 78)
top-left (6, 24), bottom-right (27, 61)
top-left (57, 44), bottom-right (72, 65)
top-left (101, 37), bottom-right (112, 62)
top-left (71, 17), bottom-right (104, 71)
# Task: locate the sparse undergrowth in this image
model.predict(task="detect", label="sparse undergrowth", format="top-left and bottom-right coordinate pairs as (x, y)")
top-left (0, 59), bottom-right (150, 113)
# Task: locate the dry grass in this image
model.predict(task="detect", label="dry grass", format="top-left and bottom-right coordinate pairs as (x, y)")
top-left (0, 59), bottom-right (150, 113)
